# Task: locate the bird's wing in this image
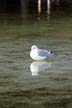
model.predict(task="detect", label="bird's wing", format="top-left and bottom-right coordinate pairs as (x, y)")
top-left (38, 49), bottom-right (50, 57)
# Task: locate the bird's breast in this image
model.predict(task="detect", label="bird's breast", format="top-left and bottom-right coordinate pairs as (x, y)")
top-left (30, 50), bottom-right (38, 60)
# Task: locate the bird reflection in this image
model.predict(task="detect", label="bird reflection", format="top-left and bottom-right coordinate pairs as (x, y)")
top-left (30, 61), bottom-right (52, 76)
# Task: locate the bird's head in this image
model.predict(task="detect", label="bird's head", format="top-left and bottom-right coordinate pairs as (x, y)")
top-left (31, 45), bottom-right (38, 50)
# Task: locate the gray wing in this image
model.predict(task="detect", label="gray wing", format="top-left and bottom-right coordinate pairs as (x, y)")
top-left (38, 49), bottom-right (50, 57)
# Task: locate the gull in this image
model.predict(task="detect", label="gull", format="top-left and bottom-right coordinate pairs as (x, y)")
top-left (30, 45), bottom-right (53, 60)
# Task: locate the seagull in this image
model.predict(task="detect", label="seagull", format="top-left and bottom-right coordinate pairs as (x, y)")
top-left (30, 45), bottom-right (53, 60)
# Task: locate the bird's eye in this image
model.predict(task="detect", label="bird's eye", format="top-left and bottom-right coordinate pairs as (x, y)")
top-left (33, 47), bottom-right (36, 49)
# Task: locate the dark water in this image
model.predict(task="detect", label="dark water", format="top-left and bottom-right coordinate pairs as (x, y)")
top-left (0, 11), bottom-right (72, 108)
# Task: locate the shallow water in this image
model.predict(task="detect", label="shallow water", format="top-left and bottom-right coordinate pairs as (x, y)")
top-left (0, 11), bottom-right (72, 108)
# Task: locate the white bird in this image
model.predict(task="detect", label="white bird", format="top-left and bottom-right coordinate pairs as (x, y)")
top-left (30, 45), bottom-right (53, 60)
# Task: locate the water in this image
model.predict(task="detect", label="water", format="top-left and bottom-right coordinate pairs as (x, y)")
top-left (0, 11), bottom-right (72, 108)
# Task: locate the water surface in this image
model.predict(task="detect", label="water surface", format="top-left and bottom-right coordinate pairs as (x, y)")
top-left (0, 11), bottom-right (72, 108)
